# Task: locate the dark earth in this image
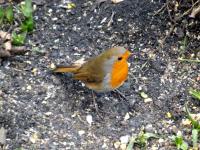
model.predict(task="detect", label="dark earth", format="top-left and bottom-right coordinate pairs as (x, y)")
top-left (0, 0), bottom-right (200, 149)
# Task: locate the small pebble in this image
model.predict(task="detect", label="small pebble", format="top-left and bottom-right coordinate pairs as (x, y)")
top-left (86, 114), bottom-right (93, 126)
top-left (120, 135), bottom-right (130, 144)
top-left (114, 141), bottom-right (120, 149)
top-left (145, 124), bottom-right (154, 132)
top-left (27, 85), bottom-right (32, 90)
top-left (124, 113), bottom-right (130, 121)
top-left (140, 92), bottom-right (148, 99)
top-left (120, 143), bottom-right (126, 150)
top-left (144, 98), bottom-right (152, 103)
top-left (30, 132), bottom-right (39, 144)
top-left (117, 18), bottom-right (123, 21)
top-left (45, 112), bottom-right (52, 116)
top-left (78, 130), bottom-right (85, 136)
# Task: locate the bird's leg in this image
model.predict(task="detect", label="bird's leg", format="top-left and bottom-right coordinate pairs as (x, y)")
top-left (91, 91), bottom-right (103, 119)
top-left (113, 89), bottom-right (129, 105)
top-left (114, 89), bottom-right (127, 100)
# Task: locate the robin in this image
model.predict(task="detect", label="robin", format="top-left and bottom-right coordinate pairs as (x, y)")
top-left (53, 46), bottom-right (132, 92)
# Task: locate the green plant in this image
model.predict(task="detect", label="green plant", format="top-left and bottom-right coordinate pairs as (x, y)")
top-left (126, 129), bottom-right (158, 150)
top-left (171, 131), bottom-right (188, 150)
top-left (12, 31), bottom-right (27, 46)
top-left (178, 37), bottom-right (200, 63)
top-left (185, 104), bottom-right (200, 150)
top-left (189, 89), bottom-right (200, 100)
top-left (5, 5), bottom-right (14, 23)
top-left (1, 0), bottom-right (34, 46)
top-left (20, 0), bottom-right (34, 32)
top-left (179, 36), bottom-right (188, 58)
top-left (0, 4), bottom-right (14, 24)
top-left (0, 7), bottom-right (4, 24)
top-left (11, 0), bottom-right (34, 45)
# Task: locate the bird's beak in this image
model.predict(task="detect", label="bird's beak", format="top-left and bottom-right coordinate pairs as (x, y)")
top-left (129, 50), bottom-right (133, 56)
top-left (124, 50), bottom-right (132, 59)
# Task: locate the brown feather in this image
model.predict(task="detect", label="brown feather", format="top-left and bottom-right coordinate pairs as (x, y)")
top-left (53, 65), bottom-right (79, 73)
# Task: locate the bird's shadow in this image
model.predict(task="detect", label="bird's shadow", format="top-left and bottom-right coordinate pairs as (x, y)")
top-left (52, 73), bottom-right (132, 120)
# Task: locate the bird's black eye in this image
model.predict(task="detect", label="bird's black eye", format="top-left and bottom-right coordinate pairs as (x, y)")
top-left (118, 57), bottom-right (122, 61)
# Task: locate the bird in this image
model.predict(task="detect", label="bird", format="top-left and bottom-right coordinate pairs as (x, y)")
top-left (53, 46), bottom-right (132, 92)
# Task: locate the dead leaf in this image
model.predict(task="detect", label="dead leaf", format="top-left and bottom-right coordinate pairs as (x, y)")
top-left (4, 41), bottom-right (12, 51)
top-left (0, 49), bottom-right (11, 57)
top-left (0, 31), bottom-right (11, 40)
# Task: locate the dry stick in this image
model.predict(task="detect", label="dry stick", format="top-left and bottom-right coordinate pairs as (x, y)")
top-left (159, 0), bottom-right (200, 47)
top-left (190, 4), bottom-right (200, 18)
top-left (107, 11), bottom-right (115, 27)
top-left (178, 58), bottom-right (200, 63)
top-left (166, 0), bottom-right (174, 23)
top-left (159, 24), bottom-right (175, 48)
top-left (176, 0), bottom-right (200, 21)
top-left (11, 46), bottom-right (27, 54)
top-left (154, 2), bottom-right (168, 16)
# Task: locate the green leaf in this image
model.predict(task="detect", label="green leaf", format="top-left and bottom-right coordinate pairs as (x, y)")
top-left (20, 0), bottom-right (33, 18)
top-left (180, 142), bottom-right (188, 150)
top-left (5, 5), bottom-right (14, 23)
top-left (20, 17), bottom-right (34, 32)
top-left (143, 132), bottom-right (159, 139)
top-left (189, 89), bottom-right (200, 100)
top-left (136, 131), bottom-right (158, 147)
top-left (126, 135), bottom-right (137, 150)
top-left (192, 129), bottom-right (198, 149)
top-left (180, 36), bottom-right (187, 52)
top-left (12, 31), bottom-right (27, 46)
top-left (0, 7), bottom-right (4, 24)
top-left (175, 135), bottom-right (183, 146)
top-left (185, 104), bottom-right (200, 130)
top-left (140, 92), bottom-right (148, 99)
top-left (172, 132), bottom-right (188, 150)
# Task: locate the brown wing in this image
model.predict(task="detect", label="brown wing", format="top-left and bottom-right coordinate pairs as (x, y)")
top-left (74, 72), bottom-right (103, 83)
top-left (73, 57), bottom-right (105, 84)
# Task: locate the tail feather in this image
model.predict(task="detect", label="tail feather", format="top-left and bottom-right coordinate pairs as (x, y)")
top-left (53, 65), bottom-right (79, 73)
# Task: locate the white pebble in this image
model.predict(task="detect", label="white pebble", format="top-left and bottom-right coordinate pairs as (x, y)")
top-left (120, 135), bottom-right (130, 144)
top-left (78, 130), bottom-right (85, 135)
top-left (86, 114), bottom-right (93, 126)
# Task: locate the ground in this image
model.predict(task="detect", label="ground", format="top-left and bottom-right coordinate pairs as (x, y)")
top-left (0, 0), bottom-right (200, 149)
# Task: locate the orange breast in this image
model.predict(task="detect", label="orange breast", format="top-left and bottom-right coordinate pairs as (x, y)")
top-left (110, 60), bottom-right (128, 89)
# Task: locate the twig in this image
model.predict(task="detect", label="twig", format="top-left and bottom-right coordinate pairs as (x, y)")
top-left (176, 0), bottom-right (200, 21)
top-left (159, 24), bottom-right (175, 48)
top-left (154, 2), bottom-right (168, 16)
top-left (158, 0), bottom-right (200, 47)
top-left (178, 58), bottom-right (200, 63)
top-left (166, 0), bottom-right (174, 23)
top-left (107, 11), bottom-right (115, 27)
top-left (11, 46), bottom-right (27, 54)
top-left (189, 4), bottom-right (200, 18)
